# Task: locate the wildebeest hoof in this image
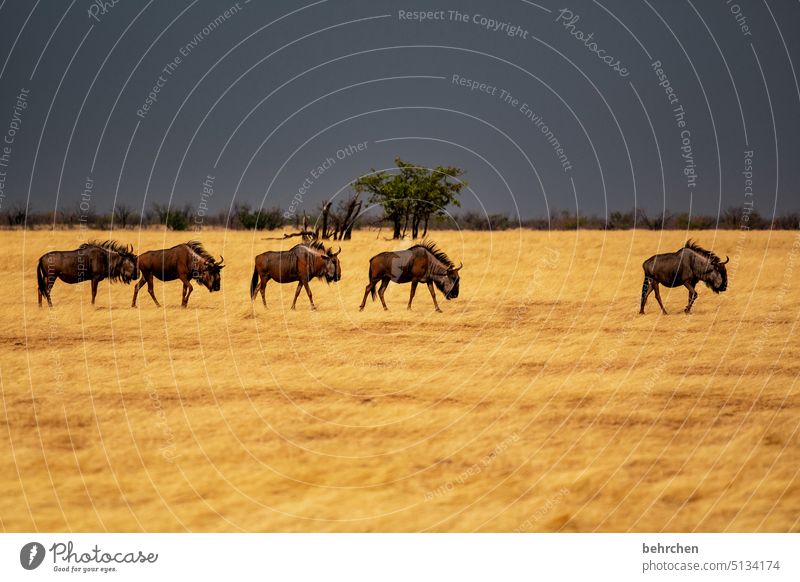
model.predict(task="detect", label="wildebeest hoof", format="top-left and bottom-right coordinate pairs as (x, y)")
top-left (435, 308), bottom-right (443, 313)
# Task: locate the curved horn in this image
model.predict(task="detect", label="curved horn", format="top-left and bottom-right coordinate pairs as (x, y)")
top-left (453, 262), bottom-right (463, 272)
top-left (334, 246), bottom-right (342, 256)
top-left (721, 255), bottom-right (729, 265)
top-left (218, 255), bottom-right (224, 265)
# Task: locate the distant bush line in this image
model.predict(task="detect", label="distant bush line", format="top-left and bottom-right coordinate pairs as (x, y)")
top-left (447, 208), bottom-right (799, 230)
top-left (1, 204), bottom-right (797, 231)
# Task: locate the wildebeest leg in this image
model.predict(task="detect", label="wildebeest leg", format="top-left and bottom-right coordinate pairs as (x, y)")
top-left (260, 276), bottom-right (268, 307)
top-left (407, 280), bottom-right (418, 310)
top-left (291, 282), bottom-right (303, 310)
top-left (303, 281), bottom-right (316, 310)
top-left (639, 277), bottom-right (653, 314)
top-left (377, 278), bottom-right (390, 311)
top-left (427, 281), bottom-right (442, 312)
top-left (684, 281), bottom-right (698, 314)
top-left (44, 276), bottom-right (55, 308)
top-left (91, 278), bottom-right (99, 305)
top-left (132, 278), bottom-right (143, 307)
top-left (41, 283), bottom-right (54, 308)
top-left (146, 274), bottom-right (160, 307)
top-left (359, 280), bottom-right (376, 311)
top-left (180, 276), bottom-right (193, 308)
top-left (652, 281), bottom-right (667, 315)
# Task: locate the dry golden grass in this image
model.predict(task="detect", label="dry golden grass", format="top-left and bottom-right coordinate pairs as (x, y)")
top-left (1, 228), bottom-right (798, 532)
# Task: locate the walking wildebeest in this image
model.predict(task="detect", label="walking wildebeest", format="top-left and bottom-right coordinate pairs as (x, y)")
top-left (132, 241), bottom-right (224, 308)
top-left (359, 240), bottom-right (462, 312)
top-left (640, 240), bottom-right (728, 314)
top-left (37, 240), bottom-right (138, 307)
top-left (250, 241), bottom-right (341, 310)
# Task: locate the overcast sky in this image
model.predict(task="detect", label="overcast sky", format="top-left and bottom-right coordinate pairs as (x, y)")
top-left (0, 0), bottom-right (798, 221)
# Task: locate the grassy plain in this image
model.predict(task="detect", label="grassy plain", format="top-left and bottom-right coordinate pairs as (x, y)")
top-left (1, 228), bottom-right (798, 532)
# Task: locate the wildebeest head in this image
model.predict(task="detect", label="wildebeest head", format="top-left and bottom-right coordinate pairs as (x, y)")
top-left (111, 244), bottom-right (139, 283)
top-left (436, 262), bottom-right (462, 300)
top-left (704, 255), bottom-right (728, 293)
top-left (199, 256), bottom-right (224, 291)
top-left (323, 246), bottom-right (342, 283)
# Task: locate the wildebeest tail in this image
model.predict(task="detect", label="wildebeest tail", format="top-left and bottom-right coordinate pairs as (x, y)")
top-left (250, 267), bottom-right (259, 300)
top-left (37, 257), bottom-right (47, 299)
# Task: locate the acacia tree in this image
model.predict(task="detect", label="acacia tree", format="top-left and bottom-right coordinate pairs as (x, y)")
top-left (353, 158), bottom-right (465, 239)
top-left (415, 163), bottom-right (465, 238)
top-left (353, 169), bottom-right (408, 239)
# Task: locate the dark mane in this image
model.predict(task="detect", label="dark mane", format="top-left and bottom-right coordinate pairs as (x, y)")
top-left (302, 240), bottom-right (327, 253)
top-left (409, 239), bottom-right (455, 268)
top-left (80, 240), bottom-right (133, 256)
top-left (684, 240), bottom-right (723, 264)
top-left (184, 240), bottom-right (217, 264)
top-left (78, 240), bottom-right (135, 283)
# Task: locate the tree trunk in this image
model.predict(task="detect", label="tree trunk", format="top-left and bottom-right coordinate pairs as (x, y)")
top-left (422, 215), bottom-right (429, 237)
top-left (338, 198), bottom-right (356, 241)
top-left (320, 201), bottom-right (331, 239)
top-left (393, 217), bottom-right (402, 239)
top-left (344, 201), bottom-right (361, 240)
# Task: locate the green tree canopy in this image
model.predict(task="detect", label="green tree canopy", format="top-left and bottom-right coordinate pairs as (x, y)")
top-left (353, 158), bottom-right (465, 239)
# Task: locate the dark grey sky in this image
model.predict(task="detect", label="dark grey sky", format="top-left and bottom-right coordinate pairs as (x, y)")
top-left (0, 0), bottom-right (798, 221)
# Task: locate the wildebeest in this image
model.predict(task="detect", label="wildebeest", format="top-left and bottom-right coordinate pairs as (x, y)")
top-left (132, 241), bottom-right (224, 308)
top-left (640, 240), bottom-right (728, 314)
top-left (359, 240), bottom-right (462, 312)
top-left (37, 240), bottom-right (138, 307)
top-left (250, 241), bottom-right (341, 310)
